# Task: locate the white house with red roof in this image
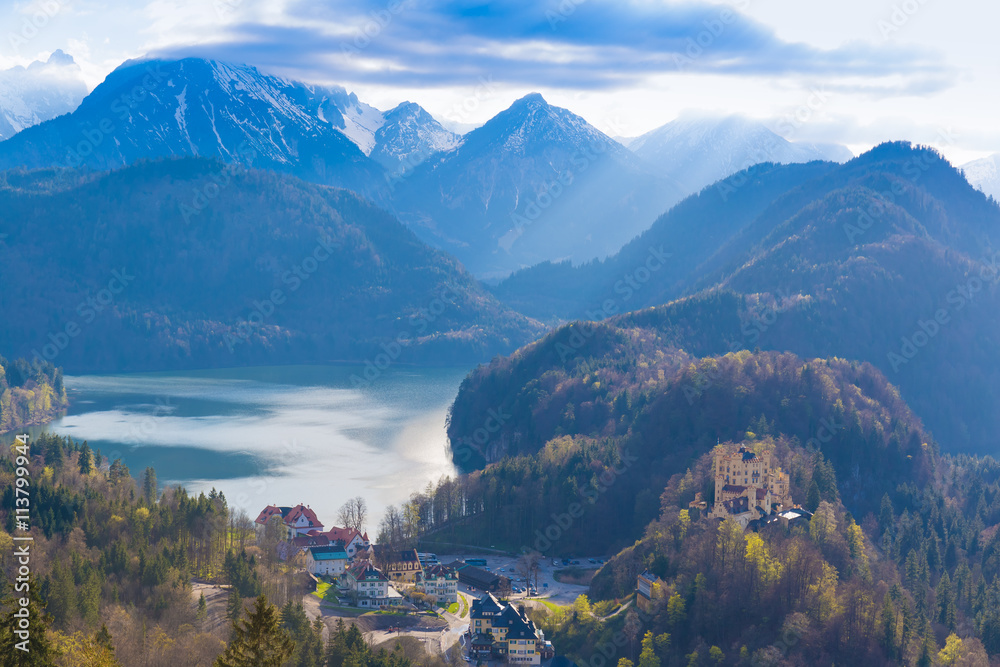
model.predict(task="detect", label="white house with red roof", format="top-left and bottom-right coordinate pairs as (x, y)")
top-left (340, 562), bottom-right (402, 608)
top-left (254, 504), bottom-right (325, 539)
top-left (324, 526), bottom-right (371, 560)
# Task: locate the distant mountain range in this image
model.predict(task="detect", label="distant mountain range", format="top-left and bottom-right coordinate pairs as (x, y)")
top-left (624, 114), bottom-right (853, 195)
top-left (0, 55), bottom-right (859, 278)
top-left (0, 159), bottom-right (543, 372)
top-left (486, 143), bottom-right (1000, 455)
top-left (390, 93), bottom-right (689, 277)
top-left (0, 50), bottom-right (87, 141)
top-left (963, 153), bottom-right (1000, 200)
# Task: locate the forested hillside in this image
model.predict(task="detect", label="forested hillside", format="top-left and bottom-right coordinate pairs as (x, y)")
top-left (489, 143), bottom-right (1000, 454)
top-left (0, 433), bottom-right (438, 666)
top-left (0, 356), bottom-right (67, 433)
top-left (437, 339), bottom-right (1000, 664)
top-left (0, 159), bottom-right (543, 372)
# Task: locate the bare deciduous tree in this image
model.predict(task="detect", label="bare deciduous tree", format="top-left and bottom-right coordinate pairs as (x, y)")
top-left (337, 495), bottom-right (368, 533)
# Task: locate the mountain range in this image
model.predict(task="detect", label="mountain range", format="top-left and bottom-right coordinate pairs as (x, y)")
top-left (0, 50), bottom-right (87, 141)
top-left (0, 55), bottom-right (856, 278)
top-left (469, 143), bottom-right (1000, 455)
top-left (0, 159), bottom-right (542, 372)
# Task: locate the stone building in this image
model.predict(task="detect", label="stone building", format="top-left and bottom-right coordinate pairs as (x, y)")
top-left (710, 444), bottom-right (791, 528)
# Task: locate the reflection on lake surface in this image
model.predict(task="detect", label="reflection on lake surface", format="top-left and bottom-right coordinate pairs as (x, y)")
top-left (46, 365), bottom-right (468, 529)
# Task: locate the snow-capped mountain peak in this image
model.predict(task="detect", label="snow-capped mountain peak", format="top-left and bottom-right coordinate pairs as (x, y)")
top-left (962, 154), bottom-right (1000, 201)
top-left (369, 101), bottom-right (460, 173)
top-left (0, 50), bottom-right (88, 140)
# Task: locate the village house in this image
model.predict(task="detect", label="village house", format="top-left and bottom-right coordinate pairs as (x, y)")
top-left (469, 593), bottom-right (543, 664)
top-left (340, 561), bottom-right (402, 608)
top-left (416, 564), bottom-right (459, 603)
top-left (277, 532), bottom-right (330, 562)
top-left (306, 545), bottom-right (348, 577)
top-left (324, 526), bottom-right (370, 560)
top-left (254, 504), bottom-right (325, 539)
top-left (375, 547), bottom-right (424, 583)
top-left (709, 444), bottom-right (791, 529)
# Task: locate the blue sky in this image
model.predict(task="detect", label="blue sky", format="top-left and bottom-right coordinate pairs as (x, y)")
top-left (2, 0), bottom-right (997, 162)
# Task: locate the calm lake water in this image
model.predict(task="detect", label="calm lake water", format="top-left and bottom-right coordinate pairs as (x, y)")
top-left (43, 365), bottom-right (469, 530)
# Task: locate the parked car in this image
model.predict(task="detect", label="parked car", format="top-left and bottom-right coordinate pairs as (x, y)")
top-left (572, 560), bottom-right (580, 565)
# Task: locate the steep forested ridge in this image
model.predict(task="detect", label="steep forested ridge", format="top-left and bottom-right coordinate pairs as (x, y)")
top-left (0, 159), bottom-right (544, 372)
top-left (488, 143), bottom-right (1000, 454)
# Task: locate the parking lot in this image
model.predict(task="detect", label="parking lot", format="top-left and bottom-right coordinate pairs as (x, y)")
top-left (436, 553), bottom-right (606, 605)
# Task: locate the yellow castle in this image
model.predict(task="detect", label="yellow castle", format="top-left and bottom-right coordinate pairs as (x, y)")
top-left (710, 444), bottom-right (790, 528)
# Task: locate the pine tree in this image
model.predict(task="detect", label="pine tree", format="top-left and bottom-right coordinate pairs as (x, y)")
top-left (0, 579), bottom-right (59, 666)
top-left (226, 590), bottom-right (243, 623)
top-left (879, 493), bottom-right (895, 536)
top-left (215, 595), bottom-right (294, 667)
top-left (78, 442), bottom-right (94, 475)
top-left (197, 592), bottom-right (208, 622)
top-left (95, 624), bottom-right (114, 653)
top-left (806, 480), bottom-right (821, 512)
top-left (142, 467), bottom-right (158, 505)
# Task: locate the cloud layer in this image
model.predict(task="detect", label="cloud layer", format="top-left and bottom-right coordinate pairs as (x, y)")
top-left (153, 0), bottom-right (951, 91)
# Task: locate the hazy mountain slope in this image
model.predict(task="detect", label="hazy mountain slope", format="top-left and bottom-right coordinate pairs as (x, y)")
top-left (0, 50), bottom-right (87, 140)
top-left (627, 114), bottom-right (852, 194)
top-left (391, 93), bottom-right (687, 278)
top-left (453, 144), bottom-right (1000, 454)
top-left (0, 159), bottom-right (543, 372)
top-left (963, 153), bottom-right (1000, 201)
top-left (491, 160), bottom-right (837, 320)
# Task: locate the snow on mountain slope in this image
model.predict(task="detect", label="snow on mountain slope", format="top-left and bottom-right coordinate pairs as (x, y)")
top-left (391, 93), bottom-right (686, 277)
top-left (627, 114), bottom-right (852, 194)
top-left (0, 50), bottom-right (87, 140)
top-left (962, 154), bottom-right (1000, 201)
top-left (0, 57), bottom-right (385, 194)
top-left (370, 101), bottom-right (461, 173)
